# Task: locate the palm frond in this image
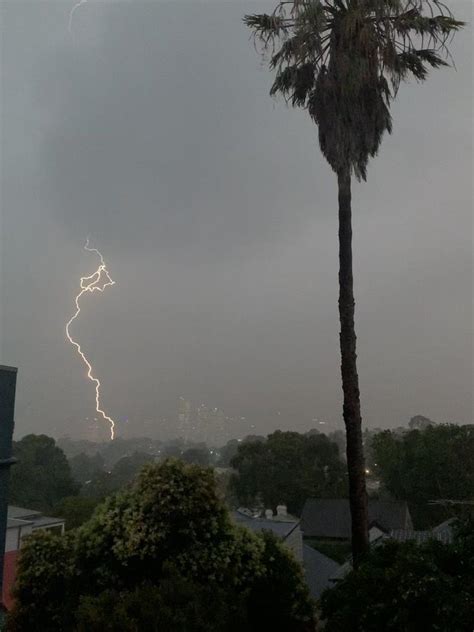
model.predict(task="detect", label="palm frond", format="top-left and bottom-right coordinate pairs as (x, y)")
top-left (243, 0), bottom-right (464, 180)
top-left (270, 62), bottom-right (316, 107)
top-left (396, 48), bottom-right (448, 80)
top-left (243, 13), bottom-right (290, 49)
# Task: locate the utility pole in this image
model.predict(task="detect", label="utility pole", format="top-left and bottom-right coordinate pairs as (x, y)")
top-left (0, 366), bottom-right (17, 624)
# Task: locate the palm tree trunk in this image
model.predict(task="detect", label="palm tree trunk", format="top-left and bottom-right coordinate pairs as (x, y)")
top-left (337, 167), bottom-right (369, 567)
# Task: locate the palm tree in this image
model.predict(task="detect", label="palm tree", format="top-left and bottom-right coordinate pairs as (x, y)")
top-left (244, 0), bottom-right (463, 566)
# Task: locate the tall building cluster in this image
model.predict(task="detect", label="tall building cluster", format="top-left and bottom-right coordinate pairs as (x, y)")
top-left (177, 397), bottom-right (249, 445)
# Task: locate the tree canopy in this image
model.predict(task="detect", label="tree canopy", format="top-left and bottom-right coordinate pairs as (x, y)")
top-left (230, 430), bottom-right (347, 515)
top-left (9, 434), bottom-right (79, 513)
top-left (8, 459), bottom-right (316, 632)
top-left (74, 573), bottom-right (247, 632)
top-left (181, 447), bottom-right (211, 466)
top-left (369, 424), bottom-right (474, 527)
top-left (53, 496), bottom-right (98, 531)
top-left (320, 519), bottom-right (474, 631)
top-left (69, 452), bottom-right (105, 484)
top-left (80, 451), bottom-right (155, 501)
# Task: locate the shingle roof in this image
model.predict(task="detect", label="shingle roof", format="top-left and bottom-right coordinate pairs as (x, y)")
top-left (7, 506), bottom-right (64, 530)
top-left (389, 518), bottom-right (454, 545)
top-left (7, 506), bottom-right (41, 520)
top-left (30, 515), bottom-right (65, 529)
top-left (329, 560), bottom-right (352, 581)
top-left (6, 518), bottom-right (31, 529)
top-left (303, 545), bottom-right (341, 600)
top-left (301, 498), bottom-right (412, 539)
top-left (432, 518), bottom-right (455, 539)
top-left (232, 510), bottom-right (299, 540)
top-left (389, 529), bottom-right (434, 544)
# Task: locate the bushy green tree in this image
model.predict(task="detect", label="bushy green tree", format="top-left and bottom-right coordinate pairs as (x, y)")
top-left (408, 415), bottom-right (436, 430)
top-left (108, 451), bottom-right (154, 488)
top-left (8, 460), bottom-right (316, 632)
top-left (181, 447), bottom-right (211, 466)
top-left (9, 435), bottom-right (79, 513)
top-left (6, 530), bottom-right (77, 631)
top-left (231, 430), bottom-right (346, 514)
top-left (370, 424), bottom-right (474, 526)
top-left (80, 451), bottom-right (155, 501)
top-left (74, 570), bottom-right (248, 632)
top-left (320, 522), bottom-right (474, 631)
top-left (246, 531), bottom-right (317, 630)
top-left (74, 536), bottom-right (316, 632)
top-left (54, 496), bottom-right (98, 530)
top-left (69, 452), bottom-right (104, 484)
top-left (218, 439), bottom-right (241, 467)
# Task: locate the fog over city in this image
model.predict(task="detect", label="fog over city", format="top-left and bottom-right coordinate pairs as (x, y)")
top-left (1, 0), bottom-right (472, 440)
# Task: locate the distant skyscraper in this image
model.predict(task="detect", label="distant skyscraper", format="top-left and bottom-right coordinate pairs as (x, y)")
top-left (178, 397), bottom-right (192, 440)
top-left (211, 408), bottom-right (227, 445)
top-left (193, 404), bottom-right (207, 443)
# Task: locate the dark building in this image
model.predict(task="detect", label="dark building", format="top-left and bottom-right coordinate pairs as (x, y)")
top-left (301, 498), bottom-right (413, 540)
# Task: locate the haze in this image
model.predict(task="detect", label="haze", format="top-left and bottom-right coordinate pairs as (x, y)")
top-left (0, 1), bottom-right (472, 440)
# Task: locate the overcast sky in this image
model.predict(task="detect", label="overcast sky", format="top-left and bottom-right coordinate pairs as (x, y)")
top-left (0, 1), bottom-right (472, 441)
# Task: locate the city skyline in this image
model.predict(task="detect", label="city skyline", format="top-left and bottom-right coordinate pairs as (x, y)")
top-left (1, 1), bottom-right (472, 441)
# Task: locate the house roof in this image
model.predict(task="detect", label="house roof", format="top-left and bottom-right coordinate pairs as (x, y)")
top-left (389, 518), bottom-right (454, 545)
top-left (389, 529), bottom-right (434, 544)
top-left (329, 560), bottom-right (352, 582)
top-left (232, 510), bottom-right (299, 540)
top-left (302, 545), bottom-right (341, 600)
top-left (6, 518), bottom-right (31, 529)
top-left (432, 518), bottom-right (455, 538)
top-left (30, 515), bottom-right (65, 529)
top-left (7, 506), bottom-right (42, 521)
top-left (301, 498), bottom-right (412, 539)
top-left (7, 506), bottom-right (64, 530)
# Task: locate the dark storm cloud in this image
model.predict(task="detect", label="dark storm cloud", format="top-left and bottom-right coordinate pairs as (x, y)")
top-left (1, 1), bottom-right (472, 439)
top-left (37, 1), bottom-right (330, 261)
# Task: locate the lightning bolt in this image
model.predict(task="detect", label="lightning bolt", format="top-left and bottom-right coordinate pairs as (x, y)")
top-left (66, 238), bottom-right (116, 440)
top-left (68, 0), bottom-right (88, 33)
